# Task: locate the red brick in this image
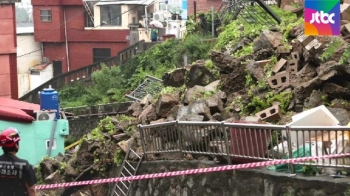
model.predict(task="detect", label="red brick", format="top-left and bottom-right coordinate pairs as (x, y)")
top-left (187, 0), bottom-right (222, 17)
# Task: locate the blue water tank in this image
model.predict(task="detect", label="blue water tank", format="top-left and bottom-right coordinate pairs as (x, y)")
top-left (39, 86), bottom-right (59, 119)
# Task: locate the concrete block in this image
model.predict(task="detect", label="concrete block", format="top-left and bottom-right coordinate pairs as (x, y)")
top-left (272, 58), bottom-right (287, 74)
top-left (290, 52), bottom-right (300, 61)
top-left (341, 4), bottom-right (350, 21)
top-left (255, 105), bottom-right (282, 122)
top-left (287, 60), bottom-right (299, 74)
top-left (305, 39), bottom-right (321, 51)
top-left (297, 35), bottom-right (314, 47)
top-left (267, 71), bottom-right (290, 89)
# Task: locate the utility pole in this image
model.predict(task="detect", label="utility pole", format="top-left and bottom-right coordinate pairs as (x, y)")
top-left (0, 0), bottom-right (21, 99)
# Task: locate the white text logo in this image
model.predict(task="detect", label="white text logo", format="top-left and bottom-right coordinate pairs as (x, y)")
top-left (310, 11), bottom-right (335, 24)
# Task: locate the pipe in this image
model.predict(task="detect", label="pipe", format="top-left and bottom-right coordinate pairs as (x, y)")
top-left (64, 8), bottom-right (70, 71)
top-left (47, 119), bottom-right (57, 156)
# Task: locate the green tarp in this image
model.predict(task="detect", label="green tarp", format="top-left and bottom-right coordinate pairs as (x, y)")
top-left (267, 145), bottom-right (311, 173)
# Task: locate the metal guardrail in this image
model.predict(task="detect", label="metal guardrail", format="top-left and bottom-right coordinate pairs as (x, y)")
top-left (19, 40), bottom-right (158, 104)
top-left (139, 121), bottom-right (350, 174)
top-left (64, 101), bottom-right (133, 118)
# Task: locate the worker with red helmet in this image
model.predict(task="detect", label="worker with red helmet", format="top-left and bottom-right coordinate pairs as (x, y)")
top-left (0, 127), bottom-right (37, 196)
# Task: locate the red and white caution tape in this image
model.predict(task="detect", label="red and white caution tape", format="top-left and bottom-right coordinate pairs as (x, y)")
top-left (35, 153), bottom-right (350, 190)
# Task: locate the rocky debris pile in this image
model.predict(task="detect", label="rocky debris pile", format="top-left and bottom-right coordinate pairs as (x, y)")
top-left (36, 11), bottom-right (350, 196)
top-left (36, 115), bottom-right (142, 196)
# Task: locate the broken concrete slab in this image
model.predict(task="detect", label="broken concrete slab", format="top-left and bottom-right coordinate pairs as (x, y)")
top-left (272, 58), bottom-right (287, 74)
top-left (256, 59), bottom-right (271, 66)
top-left (267, 71), bottom-right (290, 89)
top-left (341, 3), bottom-right (350, 21)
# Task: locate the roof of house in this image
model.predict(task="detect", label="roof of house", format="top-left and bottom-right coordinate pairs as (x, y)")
top-left (0, 97), bottom-right (40, 123)
top-left (16, 22), bottom-right (34, 34)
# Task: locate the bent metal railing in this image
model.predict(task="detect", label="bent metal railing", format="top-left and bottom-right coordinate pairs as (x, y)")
top-left (138, 121), bottom-right (350, 174)
top-left (19, 40), bottom-right (158, 104)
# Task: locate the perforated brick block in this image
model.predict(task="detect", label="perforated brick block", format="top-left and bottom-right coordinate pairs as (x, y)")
top-left (305, 39), bottom-right (319, 51)
top-left (297, 35), bottom-right (314, 47)
top-left (267, 71), bottom-right (290, 89)
top-left (287, 60), bottom-right (299, 74)
top-left (290, 52), bottom-right (300, 61)
top-left (272, 58), bottom-right (287, 74)
top-left (255, 105), bottom-right (282, 122)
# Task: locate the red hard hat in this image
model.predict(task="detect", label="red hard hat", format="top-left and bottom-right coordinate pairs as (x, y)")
top-left (0, 128), bottom-right (20, 147)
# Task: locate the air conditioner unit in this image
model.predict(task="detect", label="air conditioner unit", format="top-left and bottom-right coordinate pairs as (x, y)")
top-left (35, 110), bottom-right (56, 121)
top-left (153, 11), bottom-right (165, 22)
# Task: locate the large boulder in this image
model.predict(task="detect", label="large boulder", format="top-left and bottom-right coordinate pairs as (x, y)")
top-left (162, 68), bottom-right (187, 87)
top-left (188, 99), bottom-right (212, 120)
top-left (253, 30), bottom-right (283, 52)
top-left (155, 93), bottom-right (180, 118)
top-left (185, 64), bottom-right (215, 88)
top-left (210, 50), bottom-right (241, 73)
top-left (126, 101), bottom-right (142, 117)
top-left (138, 104), bottom-right (157, 124)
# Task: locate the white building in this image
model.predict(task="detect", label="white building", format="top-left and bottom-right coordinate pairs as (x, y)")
top-left (17, 22), bottom-right (53, 97)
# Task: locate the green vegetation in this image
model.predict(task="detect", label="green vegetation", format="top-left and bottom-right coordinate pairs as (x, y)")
top-left (60, 36), bottom-right (214, 107)
top-left (302, 163), bottom-right (319, 176)
top-left (114, 149), bottom-right (125, 166)
top-left (321, 37), bottom-right (343, 62)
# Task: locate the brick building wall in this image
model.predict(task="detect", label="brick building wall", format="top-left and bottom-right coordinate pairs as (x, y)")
top-left (32, 1), bottom-right (130, 73)
top-left (187, 0), bottom-right (222, 17)
top-left (0, 4), bottom-right (18, 99)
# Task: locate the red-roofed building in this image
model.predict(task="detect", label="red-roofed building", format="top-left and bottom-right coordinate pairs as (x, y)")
top-left (0, 97), bottom-right (40, 123)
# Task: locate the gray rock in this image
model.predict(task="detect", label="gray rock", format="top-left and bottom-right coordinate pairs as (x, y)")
top-left (328, 108), bottom-right (350, 125)
top-left (308, 90), bottom-right (325, 108)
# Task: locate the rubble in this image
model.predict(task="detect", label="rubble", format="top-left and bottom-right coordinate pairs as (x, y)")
top-left (35, 8), bottom-right (350, 196)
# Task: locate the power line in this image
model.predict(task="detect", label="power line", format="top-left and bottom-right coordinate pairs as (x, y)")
top-left (16, 8), bottom-right (86, 44)
top-left (17, 0), bottom-right (151, 58)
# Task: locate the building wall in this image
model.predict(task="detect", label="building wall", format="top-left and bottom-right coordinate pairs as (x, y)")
top-left (187, 0), bottom-right (222, 17)
top-left (17, 34), bottom-right (42, 97)
top-left (33, 6), bottom-right (65, 42)
top-left (0, 4), bottom-right (18, 99)
top-left (29, 64), bottom-right (53, 91)
top-left (43, 41), bottom-right (128, 72)
top-left (32, 3), bottom-right (130, 72)
top-left (0, 119), bottom-right (69, 166)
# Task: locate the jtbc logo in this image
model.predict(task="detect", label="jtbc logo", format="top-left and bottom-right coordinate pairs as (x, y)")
top-left (310, 11), bottom-right (335, 24)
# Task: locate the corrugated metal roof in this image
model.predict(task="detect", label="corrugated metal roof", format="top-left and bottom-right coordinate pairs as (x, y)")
top-left (0, 98), bottom-right (40, 123)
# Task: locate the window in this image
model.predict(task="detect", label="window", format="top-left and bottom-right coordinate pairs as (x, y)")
top-left (100, 5), bottom-right (122, 26)
top-left (40, 10), bottom-right (52, 22)
top-left (93, 48), bottom-right (111, 63)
